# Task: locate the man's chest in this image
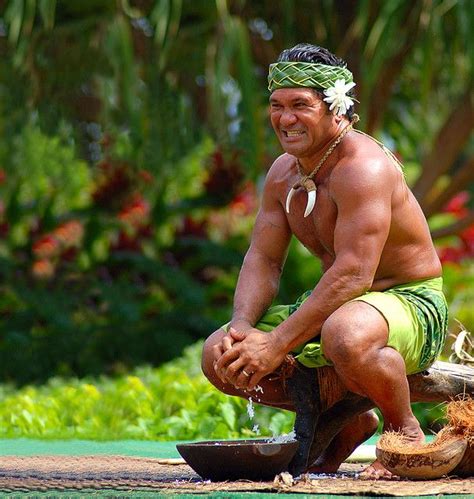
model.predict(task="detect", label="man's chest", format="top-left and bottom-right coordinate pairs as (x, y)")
top-left (285, 185), bottom-right (337, 259)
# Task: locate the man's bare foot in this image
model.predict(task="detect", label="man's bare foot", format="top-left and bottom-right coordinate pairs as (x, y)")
top-left (307, 410), bottom-right (379, 474)
top-left (360, 459), bottom-right (395, 479)
top-left (385, 417), bottom-right (425, 444)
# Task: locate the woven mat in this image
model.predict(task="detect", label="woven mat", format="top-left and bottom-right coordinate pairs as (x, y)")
top-left (0, 455), bottom-right (473, 495)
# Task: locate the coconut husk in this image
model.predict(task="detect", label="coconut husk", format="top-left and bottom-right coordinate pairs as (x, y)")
top-left (446, 397), bottom-right (474, 441)
top-left (378, 427), bottom-right (460, 455)
top-left (446, 397), bottom-right (474, 477)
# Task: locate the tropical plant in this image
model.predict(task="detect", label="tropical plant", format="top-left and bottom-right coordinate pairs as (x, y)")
top-left (0, 341), bottom-right (295, 440)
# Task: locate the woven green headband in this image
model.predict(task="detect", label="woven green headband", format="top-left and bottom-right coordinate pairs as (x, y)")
top-left (268, 61), bottom-right (354, 92)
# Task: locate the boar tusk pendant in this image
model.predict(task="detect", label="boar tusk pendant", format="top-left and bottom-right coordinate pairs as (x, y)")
top-left (285, 178), bottom-right (317, 217)
top-left (285, 186), bottom-right (298, 214)
top-left (304, 189), bottom-right (316, 217)
top-left (285, 120), bottom-right (355, 218)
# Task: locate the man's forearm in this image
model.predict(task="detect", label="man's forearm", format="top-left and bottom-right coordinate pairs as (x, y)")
top-left (270, 259), bottom-right (373, 352)
top-left (230, 250), bottom-right (282, 329)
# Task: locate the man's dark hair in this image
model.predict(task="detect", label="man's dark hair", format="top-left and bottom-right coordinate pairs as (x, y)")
top-left (277, 43), bottom-right (355, 120)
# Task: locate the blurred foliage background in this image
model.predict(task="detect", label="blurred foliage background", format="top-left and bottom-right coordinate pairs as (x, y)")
top-left (0, 0), bottom-right (473, 437)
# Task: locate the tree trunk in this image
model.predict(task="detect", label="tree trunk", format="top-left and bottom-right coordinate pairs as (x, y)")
top-left (425, 157), bottom-right (474, 218)
top-left (412, 90), bottom-right (474, 210)
top-left (365, 4), bottom-right (422, 134)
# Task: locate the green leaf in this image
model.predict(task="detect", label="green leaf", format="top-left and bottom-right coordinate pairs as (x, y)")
top-left (38, 0), bottom-right (57, 30)
top-left (151, 0), bottom-right (182, 69)
top-left (22, 0), bottom-right (37, 38)
top-left (21, 409), bottom-right (33, 425)
top-left (4, 0), bottom-right (25, 46)
top-left (220, 401), bottom-right (236, 430)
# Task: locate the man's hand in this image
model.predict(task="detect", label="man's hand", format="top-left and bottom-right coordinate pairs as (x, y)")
top-left (214, 328), bottom-right (286, 391)
top-left (211, 320), bottom-right (253, 365)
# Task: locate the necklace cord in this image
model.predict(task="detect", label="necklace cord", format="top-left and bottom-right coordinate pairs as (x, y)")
top-left (296, 115), bottom-right (358, 182)
top-left (285, 115), bottom-right (359, 217)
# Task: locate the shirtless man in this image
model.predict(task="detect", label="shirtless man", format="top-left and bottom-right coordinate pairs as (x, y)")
top-left (201, 43), bottom-right (448, 476)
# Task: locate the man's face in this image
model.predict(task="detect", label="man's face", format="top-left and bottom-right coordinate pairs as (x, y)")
top-left (269, 88), bottom-right (333, 158)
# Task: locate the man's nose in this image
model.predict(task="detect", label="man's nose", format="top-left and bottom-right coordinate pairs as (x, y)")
top-left (280, 109), bottom-right (297, 126)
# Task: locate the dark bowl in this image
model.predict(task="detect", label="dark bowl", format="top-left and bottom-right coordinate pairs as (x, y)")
top-left (176, 438), bottom-right (299, 481)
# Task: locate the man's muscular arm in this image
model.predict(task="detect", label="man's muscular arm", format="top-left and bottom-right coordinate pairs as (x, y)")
top-left (213, 161), bottom-right (292, 371)
top-left (231, 162), bottom-right (292, 326)
top-left (230, 204), bottom-right (291, 330)
top-left (270, 159), bottom-right (395, 353)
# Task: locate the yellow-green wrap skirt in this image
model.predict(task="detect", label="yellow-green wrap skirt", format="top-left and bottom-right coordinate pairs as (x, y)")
top-left (226, 277), bottom-right (448, 375)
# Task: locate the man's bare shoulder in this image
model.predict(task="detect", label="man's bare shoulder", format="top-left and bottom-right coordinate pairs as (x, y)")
top-left (267, 153), bottom-right (295, 177)
top-left (330, 132), bottom-right (401, 195)
top-left (264, 153), bottom-right (295, 191)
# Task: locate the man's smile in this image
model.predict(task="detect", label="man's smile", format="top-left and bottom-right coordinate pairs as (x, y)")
top-left (283, 130), bottom-right (305, 137)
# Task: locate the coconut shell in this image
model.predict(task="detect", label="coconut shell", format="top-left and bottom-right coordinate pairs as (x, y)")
top-left (450, 442), bottom-right (474, 477)
top-left (376, 437), bottom-right (467, 480)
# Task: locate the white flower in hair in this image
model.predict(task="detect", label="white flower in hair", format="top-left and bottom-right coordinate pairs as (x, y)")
top-left (323, 79), bottom-right (356, 116)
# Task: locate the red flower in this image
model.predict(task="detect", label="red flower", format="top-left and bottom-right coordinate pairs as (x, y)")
top-left (92, 164), bottom-right (134, 209)
top-left (438, 246), bottom-right (465, 264)
top-left (204, 148), bottom-right (244, 202)
top-left (230, 183), bottom-right (257, 216)
top-left (33, 235), bottom-right (60, 259)
top-left (443, 191), bottom-right (470, 217)
top-left (54, 220), bottom-right (84, 247)
top-left (118, 197), bottom-right (150, 227)
top-left (32, 259), bottom-right (55, 279)
top-left (460, 224), bottom-right (474, 253)
top-left (178, 216), bottom-right (208, 238)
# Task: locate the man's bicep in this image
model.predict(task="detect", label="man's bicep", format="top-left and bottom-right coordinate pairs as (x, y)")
top-left (332, 167), bottom-right (393, 275)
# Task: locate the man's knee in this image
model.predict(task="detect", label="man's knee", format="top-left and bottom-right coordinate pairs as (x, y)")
top-left (321, 323), bottom-right (362, 365)
top-left (201, 328), bottom-right (244, 398)
top-left (201, 328), bottom-right (226, 381)
top-left (321, 302), bottom-right (388, 366)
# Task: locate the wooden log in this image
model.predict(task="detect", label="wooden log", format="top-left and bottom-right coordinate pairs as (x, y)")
top-left (408, 361), bottom-right (474, 402)
top-left (286, 360), bottom-right (474, 476)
